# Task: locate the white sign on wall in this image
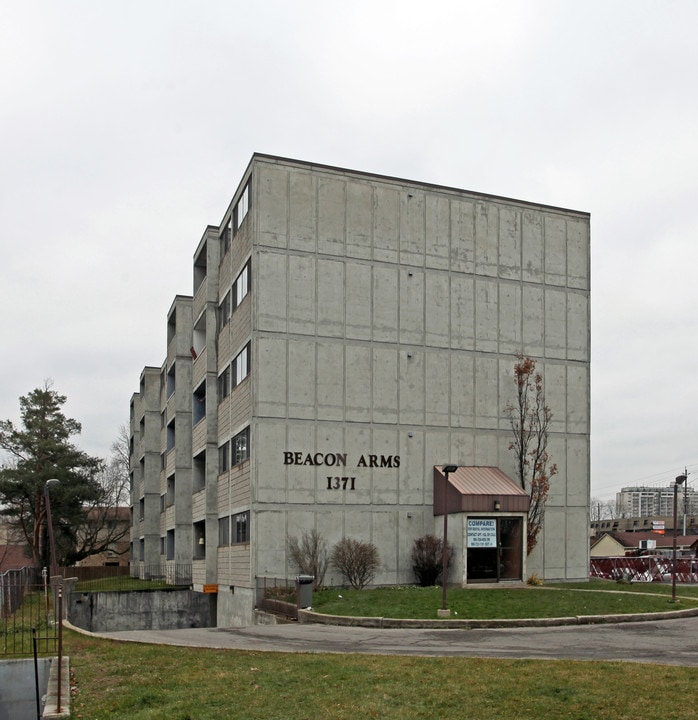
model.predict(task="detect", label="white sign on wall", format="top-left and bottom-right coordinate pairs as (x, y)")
top-left (467, 519), bottom-right (497, 548)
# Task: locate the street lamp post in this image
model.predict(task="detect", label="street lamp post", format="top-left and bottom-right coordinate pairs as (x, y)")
top-left (672, 474), bottom-right (687, 602)
top-left (441, 465), bottom-right (458, 613)
top-left (44, 479), bottom-right (60, 578)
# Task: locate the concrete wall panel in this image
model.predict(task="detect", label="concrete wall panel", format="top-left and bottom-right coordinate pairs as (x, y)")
top-left (425, 194), bottom-right (451, 270)
top-left (288, 255), bottom-right (316, 335)
top-left (498, 206), bottom-right (521, 281)
top-left (399, 268), bottom-right (425, 345)
top-left (256, 337), bottom-right (287, 417)
top-left (566, 436), bottom-right (589, 506)
top-left (426, 273), bottom-right (450, 348)
top-left (567, 219), bottom-right (589, 290)
top-left (399, 431), bottom-right (425, 506)
top-left (373, 347), bottom-right (398, 423)
top-left (317, 258), bottom-right (345, 337)
top-left (567, 291), bottom-right (589, 361)
top-left (255, 422), bottom-right (287, 504)
top-left (450, 352), bottom-right (474, 427)
top-left (399, 350), bottom-right (425, 426)
top-left (257, 251), bottom-right (287, 331)
top-left (566, 365), bottom-right (589, 434)
top-left (544, 288), bottom-right (567, 358)
top-left (474, 356), bottom-right (498, 429)
top-left (373, 186), bottom-right (399, 263)
top-left (399, 192), bottom-right (425, 267)
top-left (258, 165), bottom-right (288, 248)
top-left (450, 276), bottom-right (474, 350)
top-left (346, 180), bottom-right (373, 259)
top-left (289, 170), bottom-right (316, 252)
top-left (318, 176), bottom-right (345, 256)
top-left (499, 283), bottom-right (522, 353)
top-left (316, 342), bottom-right (345, 421)
top-left (475, 278), bottom-right (498, 352)
top-left (542, 508), bottom-right (567, 577)
top-left (450, 199), bottom-right (475, 273)
top-left (372, 265), bottom-right (398, 342)
top-left (345, 345), bottom-right (371, 422)
top-left (522, 285), bottom-right (544, 356)
top-left (475, 203), bottom-right (498, 277)
top-left (288, 340), bottom-right (316, 420)
top-left (544, 215), bottom-right (566, 286)
top-left (425, 352), bottom-right (450, 427)
top-left (522, 211), bottom-right (543, 283)
top-left (345, 262), bottom-right (372, 340)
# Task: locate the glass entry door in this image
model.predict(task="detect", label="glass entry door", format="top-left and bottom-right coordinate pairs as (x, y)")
top-left (466, 517), bottom-right (523, 582)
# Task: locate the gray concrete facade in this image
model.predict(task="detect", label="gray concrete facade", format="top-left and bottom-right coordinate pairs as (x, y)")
top-left (130, 153), bottom-right (590, 626)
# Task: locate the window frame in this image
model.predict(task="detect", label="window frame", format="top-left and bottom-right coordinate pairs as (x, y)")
top-left (232, 510), bottom-right (249, 544)
top-left (231, 426), bottom-right (250, 467)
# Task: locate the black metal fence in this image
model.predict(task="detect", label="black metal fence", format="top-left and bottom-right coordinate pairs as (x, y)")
top-left (54, 563), bottom-right (192, 591)
top-left (1, 568), bottom-right (59, 657)
top-left (255, 576), bottom-right (298, 620)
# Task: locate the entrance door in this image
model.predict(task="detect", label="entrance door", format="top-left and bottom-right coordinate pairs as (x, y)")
top-left (466, 517), bottom-right (523, 582)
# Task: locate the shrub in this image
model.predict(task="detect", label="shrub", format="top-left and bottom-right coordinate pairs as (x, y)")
top-left (411, 534), bottom-right (454, 586)
top-left (526, 573), bottom-right (544, 586)
top-left (331, 537), bottom-right (380, 590)
top-left (287, 529), bottom-right (329, 590)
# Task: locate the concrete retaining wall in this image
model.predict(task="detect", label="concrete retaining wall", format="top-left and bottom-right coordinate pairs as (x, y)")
top-left (68, 589), bottom-right (215, 632)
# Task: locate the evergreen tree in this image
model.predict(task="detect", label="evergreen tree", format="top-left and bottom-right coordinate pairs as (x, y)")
top-left (0, 383), bottom-right (104, 569)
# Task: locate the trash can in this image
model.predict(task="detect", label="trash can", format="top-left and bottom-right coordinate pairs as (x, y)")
top-left (296, 574), bottom-right (314, 609)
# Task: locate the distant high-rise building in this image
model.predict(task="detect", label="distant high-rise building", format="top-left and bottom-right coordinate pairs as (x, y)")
top-left (616, 485), bottom-right (698, 518)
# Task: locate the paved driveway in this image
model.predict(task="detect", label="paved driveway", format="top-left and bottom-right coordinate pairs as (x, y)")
top-left (97, 616), bottom-right (698, 666)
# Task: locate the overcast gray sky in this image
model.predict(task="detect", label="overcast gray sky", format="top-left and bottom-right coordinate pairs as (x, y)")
top-left (2, 1), bottom-right (697, 502)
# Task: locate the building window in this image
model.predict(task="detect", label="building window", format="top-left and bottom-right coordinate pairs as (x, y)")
top-left (166, 529), bottom-right (174, 560)
top-left (218, 442), bottom-right (229, 473)
top-left (194, 520), bottom-right (206, 559)
top-left (139, 498), bottom-right (145, 521)
top-left (233, 343), bottom-right (250, 387)
top-left (218, 366), bottom-right (231, 401)
top-left (218, 516), bottom-right (230, 546)
top-left (193, 382), bottom-right (206, 425)
top-left (234, 183), bottom-right (249, 232)
top-left (166, 419), bottom-right (175, 452)
top-left (166, 363), bottom-right (176, 397)
top-left (166, 474), bottom-right (175, 507)
top-left (234, 261), bottom-right (250, 307)
top-left (193, 451), bottom-right (206, 492)
top-left (233, 511), bottom-right (249, 544)
top-left (232, 427), bottom-right (250, 466)
top-left (220, 218), bottom-right (232, 259)
top-left (218, 289), bottom-right (232, 330)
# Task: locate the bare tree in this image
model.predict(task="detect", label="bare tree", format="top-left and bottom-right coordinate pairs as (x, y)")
top-left (590, 497), bottom-right (618, 522)
top-left (505, 354), bottom-right (557, 555)
top-left (71, 425), bottom-right (131, 564)
top-left (331, 537), bottom-right (380, 590)
top-left (287, 528), bottom-right (329, 590)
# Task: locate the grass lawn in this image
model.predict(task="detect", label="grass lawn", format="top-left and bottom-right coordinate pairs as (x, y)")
top-left (309, 582), bottom-right (698, 619)
top-left (65, 630), bottom-right (698, 720)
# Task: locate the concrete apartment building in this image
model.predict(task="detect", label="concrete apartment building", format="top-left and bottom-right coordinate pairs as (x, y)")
top-left (129, 153), bottom-right (591, 626)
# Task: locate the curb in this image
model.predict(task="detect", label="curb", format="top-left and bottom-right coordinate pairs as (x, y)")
top-left (298, 605), bottom-right (698, 629)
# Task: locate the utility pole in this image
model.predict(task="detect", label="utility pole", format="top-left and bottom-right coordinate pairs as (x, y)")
top-left (683, 467), bottom-right (690, 536)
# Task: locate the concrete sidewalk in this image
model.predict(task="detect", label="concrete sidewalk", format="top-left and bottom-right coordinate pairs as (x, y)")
top-left (70, 615), bottom-right (698, 666)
